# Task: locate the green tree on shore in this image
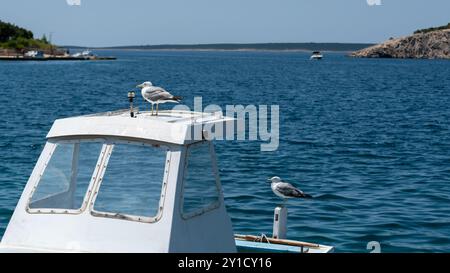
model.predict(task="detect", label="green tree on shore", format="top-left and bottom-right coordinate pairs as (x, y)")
top-left (0, 20), bottom-right (52, 50)
top-left (41, 34), bottom-right (49, 44)
top-left (0, 20), bottom-right (33, 42)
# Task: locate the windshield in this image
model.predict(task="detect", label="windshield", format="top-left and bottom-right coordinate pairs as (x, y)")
top-left (92, 142), bottom-right (168, 221)
top-left (28, 141), bottom-right (104, 212)
top-left (28, 139), bottom-right (169, 221)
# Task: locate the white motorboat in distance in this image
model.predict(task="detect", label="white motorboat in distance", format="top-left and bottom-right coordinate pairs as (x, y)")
top-left (310, 51), bottom-right (323, 60)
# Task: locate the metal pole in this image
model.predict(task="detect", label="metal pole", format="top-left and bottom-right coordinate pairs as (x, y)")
top-left (273, 206), bottom-right (287, 239)
top-left (128, 91), bottom-right (135, 117)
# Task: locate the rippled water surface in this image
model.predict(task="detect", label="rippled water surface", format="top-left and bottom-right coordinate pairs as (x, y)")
top-left (1, 51), bottom-right (450, 252)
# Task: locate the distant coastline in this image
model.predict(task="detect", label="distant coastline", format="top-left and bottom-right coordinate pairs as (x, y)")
top-left (62, 43), bottom-right (374, 52)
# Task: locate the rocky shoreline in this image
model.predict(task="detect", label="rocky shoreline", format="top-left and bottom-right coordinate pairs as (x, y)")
top-left (351, 29), bottom-right (450, 59)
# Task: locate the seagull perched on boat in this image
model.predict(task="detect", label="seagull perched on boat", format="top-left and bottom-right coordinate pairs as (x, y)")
top-left (136, 81), bottom-right (182, 116)
top-left (268, 176), bottom-right (312, 204)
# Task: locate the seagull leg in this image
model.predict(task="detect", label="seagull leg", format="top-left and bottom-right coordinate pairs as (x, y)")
top-left (151, 103), bottom-right (154, 116)
top-left (156, 103), bottom-right (159, 116)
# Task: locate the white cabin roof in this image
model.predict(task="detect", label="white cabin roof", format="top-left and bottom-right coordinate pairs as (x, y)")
top-left (47, 110), bottom-right (233, 145)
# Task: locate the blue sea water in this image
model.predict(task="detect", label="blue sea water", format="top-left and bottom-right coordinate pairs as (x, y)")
top-left (1, 50), bottom-right (450, 252)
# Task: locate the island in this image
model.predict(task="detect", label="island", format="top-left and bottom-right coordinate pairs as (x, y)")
top-left (0, 20), bottom-right (115, 61)
top-left (351, 23), bottom-right (450, 59)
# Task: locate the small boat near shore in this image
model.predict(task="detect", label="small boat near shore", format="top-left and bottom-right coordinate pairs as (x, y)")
top-left (72, 49), bottom-right (94, 58)
top-left (0, 55), bottom-right (117, 61)
top-left (24, 50), bottom-right (44, 58)
top-left (0, 49), bottom-right (116, 61)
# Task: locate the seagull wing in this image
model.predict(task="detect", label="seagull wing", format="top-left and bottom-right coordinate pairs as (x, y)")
top-left (143, 87), bottom-right (179, 102)
top-left (276, 182), bottom-right (312, 198)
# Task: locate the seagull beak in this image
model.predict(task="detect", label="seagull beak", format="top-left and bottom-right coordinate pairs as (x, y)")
top-left (136, 84), bottom-right (143, 88)
top-left (267, 178), bottom-right (272, 182)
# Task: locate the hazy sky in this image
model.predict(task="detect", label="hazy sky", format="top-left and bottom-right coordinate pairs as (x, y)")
top-left (1, 0), bottom-right (449, 46)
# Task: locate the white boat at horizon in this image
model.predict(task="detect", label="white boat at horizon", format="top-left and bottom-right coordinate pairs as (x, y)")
top-left (310, 51), bottom-right (323, 60)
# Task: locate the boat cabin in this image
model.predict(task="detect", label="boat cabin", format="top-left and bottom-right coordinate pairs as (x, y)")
top-left (0, 107), bottom-right (333, 253)
top-left (0, 110), bottom-right (237, 252)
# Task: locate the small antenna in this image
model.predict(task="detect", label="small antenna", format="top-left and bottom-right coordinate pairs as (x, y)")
top-left (128, 91), bottom-right (136, 117)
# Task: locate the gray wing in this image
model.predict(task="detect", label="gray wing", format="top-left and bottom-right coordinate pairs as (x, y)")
top-left (276, 182), bottom-right (312, 198)
top-left (143, 87), bottom-right (175, 102)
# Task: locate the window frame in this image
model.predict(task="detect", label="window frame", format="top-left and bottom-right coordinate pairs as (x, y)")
top-left (89, 139), bottom-right (171, 224)
top-left (180, 141), bottom-right (222, 220)
top-left (26, 138), bottom-right (108, 215)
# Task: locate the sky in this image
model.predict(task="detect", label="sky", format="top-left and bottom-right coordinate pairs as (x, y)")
top-left (1, 0), bottom-right (449, 47)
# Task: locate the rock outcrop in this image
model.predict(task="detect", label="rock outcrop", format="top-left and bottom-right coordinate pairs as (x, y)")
top-left (351, 30), bottom-right (450, 59)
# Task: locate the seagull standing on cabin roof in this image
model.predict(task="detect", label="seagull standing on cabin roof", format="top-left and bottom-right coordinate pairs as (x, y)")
top-left (136, 81), bottom-right (182, 116)
top-left (268, 176), bottom-right (312, 205)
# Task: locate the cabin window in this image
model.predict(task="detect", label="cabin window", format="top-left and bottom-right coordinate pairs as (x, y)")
top-left (92, 142), bottom-right (168, 220)
top-left (28, 142), bottom-right (103, 211)
top-left (182, 142), bottom-right (221, 218)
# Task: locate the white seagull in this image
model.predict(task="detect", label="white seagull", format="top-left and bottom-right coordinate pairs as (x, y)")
top-left (136, 81), bottom-right (181, 116)
top-left (268, 176), bottom-right (312, 203)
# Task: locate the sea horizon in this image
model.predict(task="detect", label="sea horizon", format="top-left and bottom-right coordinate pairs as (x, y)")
top-left (60, 42), bottom-right (375, 53)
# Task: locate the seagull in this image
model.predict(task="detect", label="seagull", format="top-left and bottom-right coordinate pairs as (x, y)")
top-left (268, 176), bottom-right (312, 205)
top-left (136, 81), bottom-right (182, 116)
